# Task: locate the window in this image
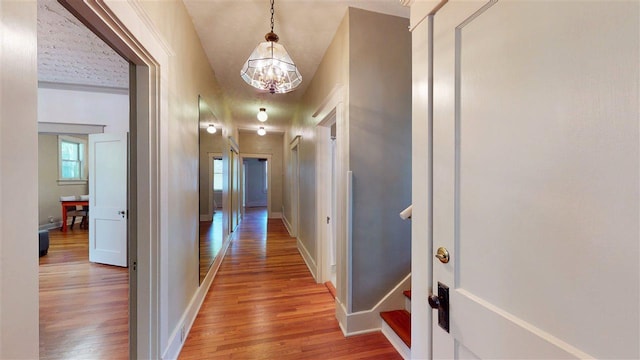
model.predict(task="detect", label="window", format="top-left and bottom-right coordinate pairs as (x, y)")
top-left (213, 158), bottom-right (223, 190)
top-left (58, 135), bottom-right (87, 182)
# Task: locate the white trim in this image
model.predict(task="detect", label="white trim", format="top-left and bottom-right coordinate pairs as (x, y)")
top-left (38, 122), bottom-right (106, 134)
top-left (282, 209), bottom-right (294, 236)
top-left (38, 81), bottom-right (128, 95)
top-left (269, 211), bottom-right (282, 219)
top-left (296, 237), bottom-right (317, 281)
top-left (289, 139), bottom-right (300, 237)
top-left (311, 85), bottom-right (349, 315)
top-left (162, 235), bottom-right (232, 360)
top-left (336, 274), bottom-right (411, 336)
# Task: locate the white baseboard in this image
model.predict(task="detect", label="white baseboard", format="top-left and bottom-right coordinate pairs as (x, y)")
top-left (296, 237), bottom-right (317, 281)
top-left (382, 319), bottom-right (411, 359)
top-left (282, 213), bottom-right (294, 237)
top-left (269, 211), bottom-right (282, 219)
top-left (199, 214), bottom-right (212, 221)
top-left (335, 273), bottom-right (411, 336)
top-left (162, 234), bottom-right (233, 360)
top-left (39, 221), bottom-right (62, 231)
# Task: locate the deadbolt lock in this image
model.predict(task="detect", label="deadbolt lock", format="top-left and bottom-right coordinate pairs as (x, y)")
top-left (435, 247), bottom-right (450, 263)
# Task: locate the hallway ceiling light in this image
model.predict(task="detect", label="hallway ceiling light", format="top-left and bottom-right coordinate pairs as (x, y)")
top-left (257, 107), bottom-right (268, 122)
top-left (206, 124), bottom-right (217, 134)
top-left (240, 0), bottom-right (302, 94)
top-left (257, 127), bottom-right (267, 136)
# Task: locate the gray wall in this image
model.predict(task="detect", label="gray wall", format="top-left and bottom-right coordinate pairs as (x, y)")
top-left (284, 8), bottom-right (411, 312)
top-left (239, 131), bottom-right (284, 213)
top-left (348, 9), bottom-right (412, 311)
top-left (38, 134), bottom-right (89, 227)
top-left (244, 158), bottom-right (267, 207)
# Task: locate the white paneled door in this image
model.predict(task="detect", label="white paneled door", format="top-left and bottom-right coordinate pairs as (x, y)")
top-left (430, 1), bottom-right (638, 359)
top-left (89, 133), bottom-right (128, 267)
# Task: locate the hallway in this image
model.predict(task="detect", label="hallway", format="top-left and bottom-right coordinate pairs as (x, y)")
top-left (179, 208), bottom-right (401, 359)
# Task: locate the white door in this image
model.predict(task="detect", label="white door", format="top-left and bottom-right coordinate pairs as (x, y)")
top-left (430, 1), bottom-right (638, 359)
top-left (89, 133), bottom-right (128, 267)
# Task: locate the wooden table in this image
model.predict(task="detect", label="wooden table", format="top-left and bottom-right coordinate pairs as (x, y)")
top-left (60, 200), bottom-right (89, 232)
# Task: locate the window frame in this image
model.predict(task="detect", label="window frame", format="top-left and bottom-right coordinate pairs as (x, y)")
top-left (58, 135), bottom-right (88, 184)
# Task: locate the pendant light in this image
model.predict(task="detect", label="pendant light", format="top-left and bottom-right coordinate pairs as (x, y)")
top-left (257, 107), bottom-right (268, 122)
top-left (240, 0), bottom-right (302, 94)
top-left (206, 124), bottom-right (217, 134)
top-left (257, 127), bottom-right (267, 136)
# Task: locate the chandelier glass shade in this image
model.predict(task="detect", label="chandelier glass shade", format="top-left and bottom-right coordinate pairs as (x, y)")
top-left (240, 0), bottom-right (301, 94)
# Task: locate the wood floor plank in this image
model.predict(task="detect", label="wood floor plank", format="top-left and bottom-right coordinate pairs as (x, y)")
top-left (179, 208), bottom-right (401, 359)
top-left (39, 227), bottom-right (129, 360)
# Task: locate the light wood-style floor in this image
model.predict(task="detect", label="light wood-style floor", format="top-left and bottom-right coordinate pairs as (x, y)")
top-left (180, 208), bottom-right (401, 359)
top-left (39, 227), bottom-right (129, 360)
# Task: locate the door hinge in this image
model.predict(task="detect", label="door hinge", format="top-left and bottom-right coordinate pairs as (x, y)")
top-left (132, 261), bottom-right (137, 271)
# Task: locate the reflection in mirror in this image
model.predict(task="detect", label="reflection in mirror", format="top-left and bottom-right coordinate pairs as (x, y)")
top-left (198, 96), bottom-right (224, 284)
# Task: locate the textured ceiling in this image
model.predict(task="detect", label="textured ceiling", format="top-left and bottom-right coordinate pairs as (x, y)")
top-left (37, 0), bottom-right (129, 89)
top-left (183, 0), bottom-right (409, 132)
top-left (36, 0), bottom-right (408, 132)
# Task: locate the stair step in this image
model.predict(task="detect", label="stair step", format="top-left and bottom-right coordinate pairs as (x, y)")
top-left (403, 290), bottom-right (411, 299)
top-left (380, 310), bottom-right (411, 348)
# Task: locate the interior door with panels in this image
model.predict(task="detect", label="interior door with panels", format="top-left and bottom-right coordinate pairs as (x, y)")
top-left (430, 1), bottom-right (639, 358)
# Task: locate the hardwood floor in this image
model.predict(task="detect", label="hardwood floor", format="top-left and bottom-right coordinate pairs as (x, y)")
top-left (39, 227), bottom-right (129, 360)
top-left (200, 210), bottom-right (224, 283)
top-left (180, 208), bottom-right (401, 359)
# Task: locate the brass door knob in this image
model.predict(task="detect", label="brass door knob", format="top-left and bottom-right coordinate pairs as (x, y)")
top-left (435, 247), bottom-right (449, 263)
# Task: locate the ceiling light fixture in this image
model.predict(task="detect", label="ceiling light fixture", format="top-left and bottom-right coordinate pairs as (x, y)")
top-left (257, 127), bottom-right (267, 136)
top-left (257, 107), bottom-right (268, 122)
top-left (240, 0), bottom-right (302, 94)
top-left (206, 124), bottom-right (217, 134)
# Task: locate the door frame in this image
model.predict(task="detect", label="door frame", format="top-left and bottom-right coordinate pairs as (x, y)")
top-left (289, 137), bottom-right (300, 237)
top-left (60, 1), bottom-right (171, 358)
top-left (315, 112), bottom-right (337, 284)
top-left (240, 153), bottom-right (273, 217)
top-left (311, 85), bottom-right (352, 320)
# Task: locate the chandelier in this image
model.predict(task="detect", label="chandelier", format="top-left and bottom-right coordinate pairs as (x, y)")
top-left (240, 0), bottom-right (302, 94)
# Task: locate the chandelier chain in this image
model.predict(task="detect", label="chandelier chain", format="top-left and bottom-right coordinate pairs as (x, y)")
top-left (270, 0), bottom-right (275, 33)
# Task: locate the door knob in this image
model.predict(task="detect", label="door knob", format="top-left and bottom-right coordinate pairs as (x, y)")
top-left (435, 247), bottom-right (450, 263)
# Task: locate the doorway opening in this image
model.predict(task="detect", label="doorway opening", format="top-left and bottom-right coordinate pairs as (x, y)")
top-left (37, 1), bottom-right (131, 358)
top-left (316, 116), bottom-right (337, 286)
top-left (242, 156), bottom-right (270, 212)
top-left (289, 138), bottom-right (300, 238)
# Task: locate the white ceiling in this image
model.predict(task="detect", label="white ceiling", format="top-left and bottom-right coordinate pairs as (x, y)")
top-left (36, 0), bottom-right (409, 132)
top-left (183, 0), bottom-right (409, 132)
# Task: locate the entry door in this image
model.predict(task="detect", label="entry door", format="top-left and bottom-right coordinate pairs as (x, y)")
top-left (89, 133), bottom-right (128, 267)
top-left (430, 1), bottom-right (638, 359)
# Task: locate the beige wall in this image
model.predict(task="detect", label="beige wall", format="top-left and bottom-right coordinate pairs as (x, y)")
top-left (1, 2), bottom-right (40, 358)
top-left (38, 134), bottom-right (89, 227)
top-left (138, 0), bottom-right (233, 350)
top-left (239, 131), bottom-right (284, 214)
